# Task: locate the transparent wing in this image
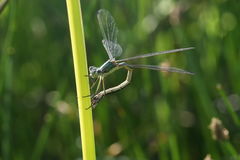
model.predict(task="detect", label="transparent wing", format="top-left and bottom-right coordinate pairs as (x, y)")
top-left (116, 47), bottom-right (194, 63)
top-left (102, 40), bottom-right (122, 59)
top-left (124, 64), bottom-right (194, 75)
top-left (97, 9), bottom-right (122, 60)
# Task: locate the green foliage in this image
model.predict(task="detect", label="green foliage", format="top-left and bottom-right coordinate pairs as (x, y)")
top-left (0, 0), bottom-right (240, 159)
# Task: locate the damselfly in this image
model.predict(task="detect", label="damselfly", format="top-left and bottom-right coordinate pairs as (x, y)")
top-left (88, 9), bottom-right (194, 108)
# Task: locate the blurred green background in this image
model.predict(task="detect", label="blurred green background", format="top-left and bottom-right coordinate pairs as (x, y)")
top-left (1, 0), bottom-right (240, 159)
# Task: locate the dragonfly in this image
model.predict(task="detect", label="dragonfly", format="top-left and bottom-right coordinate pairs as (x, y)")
top-left (87, 9), bottom-right (194, 109)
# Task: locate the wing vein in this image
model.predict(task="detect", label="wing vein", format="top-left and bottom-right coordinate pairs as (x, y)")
top-left (97, 9), bottom-right (123, 59)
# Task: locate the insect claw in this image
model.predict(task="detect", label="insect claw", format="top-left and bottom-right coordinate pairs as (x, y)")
top-left (85, 93), bottom-right (103, 109)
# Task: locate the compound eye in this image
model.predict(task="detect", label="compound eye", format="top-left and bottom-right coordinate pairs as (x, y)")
top-left (89, 66), bottom-right (96, 72)
top-left (89, 66), bottom-right (93, 71)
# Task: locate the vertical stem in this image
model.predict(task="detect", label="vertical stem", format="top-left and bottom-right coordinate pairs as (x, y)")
top-left (217, 86), bottom-right (240, 127)
top-left (65, 0), bottom-right (96, 159)
top-left (169, 134), bottom-right (180, 160)
top-left (1, 1), bottom-right (15, 160)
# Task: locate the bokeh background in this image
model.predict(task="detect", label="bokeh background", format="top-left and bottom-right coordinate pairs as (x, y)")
top-left (1, 0), bottom-right (240, 159)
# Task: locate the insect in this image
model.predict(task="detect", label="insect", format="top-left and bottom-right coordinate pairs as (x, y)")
top-left (87, 9), bottom-right (194, 109)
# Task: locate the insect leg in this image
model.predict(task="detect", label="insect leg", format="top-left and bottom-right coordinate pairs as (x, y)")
top-left (102, 77), bottom-right (106, 95)
top-left (91, 77), bottom-right (100, 89)
top-left (95, 76), bottom-right (102, 94)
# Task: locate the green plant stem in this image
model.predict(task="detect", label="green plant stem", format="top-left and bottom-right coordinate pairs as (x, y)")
top-left (217, 86), bottom-right (240, 127)
top-left (31, 113), bottom-right (55, 160)
top-left (0, 1), bottom-right (15, 160)
top-left (65, 0), bottom-right (96, 159)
